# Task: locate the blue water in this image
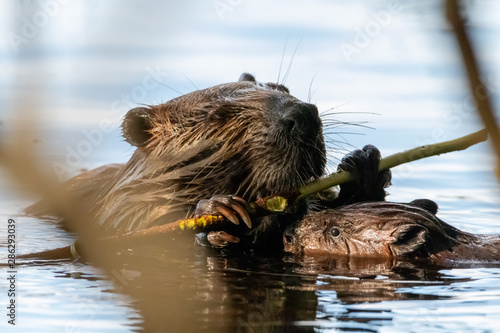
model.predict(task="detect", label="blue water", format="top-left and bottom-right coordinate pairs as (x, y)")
top-left (1, 1), bottom-right (500, 332)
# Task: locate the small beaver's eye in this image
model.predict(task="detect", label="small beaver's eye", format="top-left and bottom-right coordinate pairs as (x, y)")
top-left (330, 228), bottom-right (341, 238)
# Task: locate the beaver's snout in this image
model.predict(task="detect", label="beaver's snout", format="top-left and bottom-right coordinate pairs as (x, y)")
top-left (281, 102), bottom-right (321, 138)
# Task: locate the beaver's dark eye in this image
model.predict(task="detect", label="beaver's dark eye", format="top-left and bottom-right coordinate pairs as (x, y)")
top-left (330, 228), bottom-right (340, 238)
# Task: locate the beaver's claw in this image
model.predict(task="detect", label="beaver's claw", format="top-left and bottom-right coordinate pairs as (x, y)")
top-left (195, 195), bottom-right (252, 228)
top-left (337, 144), bottom-right (392, 204)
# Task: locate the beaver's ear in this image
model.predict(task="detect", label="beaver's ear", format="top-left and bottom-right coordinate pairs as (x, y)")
top-left (122, 107), bottom-right (154, 147)
top-left (390, 224), bottom-right (429, 257)
top-left (238, 73), bottom-right (256, 83)
top-left (409, 199), bottom-right (438, 215)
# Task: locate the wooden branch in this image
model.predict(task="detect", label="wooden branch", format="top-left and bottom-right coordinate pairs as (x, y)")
top-left (298, 128), bottom-right (488, 198)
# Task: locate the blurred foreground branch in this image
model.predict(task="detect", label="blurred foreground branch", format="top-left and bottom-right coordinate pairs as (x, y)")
top-left (446, 0), bottom-right (500, 177)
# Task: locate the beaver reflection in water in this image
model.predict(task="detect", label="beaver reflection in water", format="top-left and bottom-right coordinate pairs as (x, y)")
top-left (284, 199), bottom-right (500, 262)
top-left (27, 73), bottom-right (390, 252)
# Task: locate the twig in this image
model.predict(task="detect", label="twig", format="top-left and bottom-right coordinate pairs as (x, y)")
top-left (298, 128), bottom-right (488, 198)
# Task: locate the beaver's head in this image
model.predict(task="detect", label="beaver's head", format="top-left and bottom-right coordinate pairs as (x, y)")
top-left (284, 201), bottom-right (457, 259)
top-left (121, 73), bottom-right (326, 201)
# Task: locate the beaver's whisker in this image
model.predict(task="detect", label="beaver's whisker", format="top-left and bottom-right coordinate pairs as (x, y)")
top-left (307, 74), bottom-right (317, 103)
top-left (182, 73), bottom-right (199, 91)
top-left (281, 39), bottom-right (301, 86)
top-left (277, 37), bottom-right (289, 84)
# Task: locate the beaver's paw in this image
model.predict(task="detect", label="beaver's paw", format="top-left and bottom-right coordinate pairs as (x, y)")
top-left (337, 144), bottom-right (392, 204)
top-left (195, 195), bottom-right (252, 228)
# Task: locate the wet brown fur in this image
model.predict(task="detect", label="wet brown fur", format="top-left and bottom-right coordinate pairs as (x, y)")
top-left (27, 76), bottom-right (326, 236)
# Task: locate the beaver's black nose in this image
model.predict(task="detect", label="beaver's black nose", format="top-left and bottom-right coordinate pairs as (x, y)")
top-left (281, 102), bottom-right (321, 137)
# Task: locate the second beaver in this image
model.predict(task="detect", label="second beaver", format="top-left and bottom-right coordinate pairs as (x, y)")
top-left (284, 200), bottom-right (500, 262)
top-left (27, 73), bottom-right (391, 252)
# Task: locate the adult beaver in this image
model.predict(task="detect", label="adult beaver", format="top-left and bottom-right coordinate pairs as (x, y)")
top-left (27, 73), bottom-right (390, 252)
top-left (284, 199), bottom-right (500, 262)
